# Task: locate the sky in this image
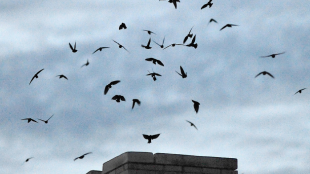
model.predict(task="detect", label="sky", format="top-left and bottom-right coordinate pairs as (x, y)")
top-left (1, 0), bottom-right (310, 173)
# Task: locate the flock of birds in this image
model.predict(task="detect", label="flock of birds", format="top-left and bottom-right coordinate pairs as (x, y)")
top-left (19, 0), bottom-right (306, 168)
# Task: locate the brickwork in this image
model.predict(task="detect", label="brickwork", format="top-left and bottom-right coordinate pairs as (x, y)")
top-left (87, 152), bottom-right (238, 174)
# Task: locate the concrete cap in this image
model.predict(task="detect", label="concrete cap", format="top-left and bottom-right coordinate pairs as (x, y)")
top-left (86, 170), bottom-right (101, 174)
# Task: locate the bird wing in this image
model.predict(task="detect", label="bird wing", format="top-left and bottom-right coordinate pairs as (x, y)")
top-left (210, 18), bottom-right (217, 23)
top-left (230, 24), bottom-right (238, 26)
top-left (153, 41), bottom-right (161, 46)
top-left (220, 25), bottom-right (227, 31)
top-left (154, 73), bottom-right (162, 76)
top-left (47, 114), bottom-right (54, 121)
top-left (74, 157), bottom-right (79, 161)
top-left (122, 46), bottom-right (129, 52)
top-left (162, 37), bottom-right (165, 45)
top-left (92, 48), bottom-right (100, 54)
top-left (191, 35), bottom-right (196, 44)
top-left (83, 152), bottom-right (92, 156)
top-left (135, 99), bottom-right (141, 105)
top-left (110, 80), bottom-right (120, 85)
top-left (29, 69), bottom-right (44, 85)
top-left (183, 36), bottom-right (189, 44)
top-left (74, 42), bottom-right (76, 49)
top-left (35, 69), bottom-right (44, 76)
top-left (38, 118), bottom-right (45, 122)
top-left (132, 100), bottom-right (136, 109)
top-left (156, 60), bottom-right (164, 66)
top-left (175, 71), bottom-right (182, 76)
top-left (147, 38), bottom-right (151, 46)
top-left (186, 120), bottom-right (193, 124)
top-left (104, 85), bottom-right (109, 95)
top-left (120, 96), bottom-right (126, 101)
top-left (21, 118), bottom-right (31, 120)
top-left (180, 66), bottom-right (185, 75)
top-left (201, 4), bottom-right (208, 9)
top-left (31, 119), bottom-right (38, 123)
top-left (150, 134), bottom-right (160, 139)
top-left (255, 72), bottom-right (263, 78)
top-left (29, 76), bottom-right (35, 85)
top-left (113, 40), bottom-right (120, 45)
top-left (143, 134), bottom-right (150, 139)
top-left (112, 95), bottom-right (118, 100)
top-left (266, 72), bottom-right (274, 78)
top-left (63, 75), bottom-right (68, 80)
top-left (173, 1), bottom-right (177, 9)
top-left (69, 43), bottom-right (74, 51)
top-left (145, 58), bottom-right (154, 62)
top-left (260, 55), bottom-right (270, 58)
top-left (163, 44), bottom-right (172, 50)
top-left (274, 52), bottom-right (285, 56)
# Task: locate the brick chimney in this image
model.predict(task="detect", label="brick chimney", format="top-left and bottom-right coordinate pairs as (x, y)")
top-left (87, 151), bottom-right (238, 174)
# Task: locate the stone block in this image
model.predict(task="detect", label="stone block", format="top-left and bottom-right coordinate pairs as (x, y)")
top-left (127, 163), bottom-right (164, 171)
top-left (202, 168), bottom-right (221, 174)
top-left (86, 170), bottom-right (102, 174)
top-left (220, 169), bottom-right (238, 174)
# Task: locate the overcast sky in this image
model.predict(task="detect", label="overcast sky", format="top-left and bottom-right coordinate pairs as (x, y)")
top-left (1, 0), bottom-right (310, 174)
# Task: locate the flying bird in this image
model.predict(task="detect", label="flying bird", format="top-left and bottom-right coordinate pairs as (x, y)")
top-left (185, 35), bottom-right (198, 49)
top-left (168, 0), bottom-right (180, 9)
top-left (183, 26), bottom-right (194, 44)
top-left (113, 40), bottom-right (129, 52)
top-left (208, 18), bottom-right (217, 25)
top-left (29, 68), bottom-right (44, 85)
top-left (56, 74), bottom-right (68, 80)
top-left (119, 23), bottom-right (127, 30)
top-left (81, 59), bottom-right (89, 68)
top-left (104, 80), bottom-right (120, 95)
top-left (192, 100), bottom-right (200, 113)
top-left (186, 120), bottom-right (198, 130)
top-left (38, 114), bottom-right (54, 124)
top-left (147, 70), bottom-right (162, 81)
top-left (22, 157), bottom-right (34, 165)
top-left (132, 99), bottom-right (141, 109)
top-left (112, 95), bottom-right (126, 102)
top-left (92, 47), bottom-right (109, 54)
top-left (69, 42), bottom-right (77, 53)
top-left (294, 88), bottom-right (306, 95)
top-left (145, 58), bottom-right (164, 66)
top-left (201, 0), bottom-right (213, 9)
top-left (141, 38), bottom-right (152, 49)
top-left (143, 134), bottom-right (160, 143)
top-left (176, 66), bottom-right (187, 78)
top-left (144, 30), bottom-right (156, 35)
top-left (220, 24), bottom-right (238, 31)
top-left (153, 36), bottom-right (165, 48)
top-left (74, 152), bottom-right (92, 161)
top-left (260, 52), bottom-right (285, 58)
top-left (21, 118), bottom-right (38, 123)
top-left (255, 71), bottom-right (274, 78)
top-left (163, 43), bottom-right (183, 50)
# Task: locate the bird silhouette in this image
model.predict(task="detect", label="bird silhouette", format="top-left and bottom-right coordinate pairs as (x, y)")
top-left (56, 74), bottom-right (68, 80)
top-left (143, 134), bottom-right (160, 143)
top-left (260, 52), bottom-right (285, 58)
top-left (147, 70), bottom-right (162, 81)
top-left (220, 24), bottom-right (238, 31)
top-left (185, 35), bottom-right (198, 49)
top-left (143, 30), bottom-right (156, 35)
top-left (69, 42), bottom-right (77, 53)
top-left (192, 100), bottom-right (200, 113)
top-left (38, 114), bottom-right (54, 124)
top-left (112, 95), bottom-right (126, 102)
top-left (183, 26), bottom-right (194, 44)
top-left (119, 23), bottom-right (127, 30)
top-left (153, 36), bottom-right (165, 48)
top-left (255, 71), bottom-right (274, 78)
top-left (21, 118), bottom-right (38, 123)
top-left (141, 38), bottom-right (152, 49)
top-left (186, 120), bottom-right (198, 130)
top-left (208, 18), bottom-right (217, 25)
top-left (294, 88), bottom-right (306, 95)
top-left (132, 99), bottom-right (141, 109)
top-left (22, 157), bottom-right (34, 165)
top-left (104, 80), bottom-right (120, 95)
top-left (113, 40), bottom-right (129, 52)
top-left (201, 0), bottom-right (213, 9)
top-left (163, 43), bottom-right (183, 50)
top-left (176, 66), bottom-right (187, 78)
top-left (81, 59), bottom-right (89, 68)
top-left (92, 47), bottom-right (109, 54)
top-left (145, 58), bottom-right (164, 66)
top-left (168, 0), bottom-right (180, 9)
top-left (74, 152), bottom-right (92, 161)
top-left (29, 68), bottom-right (44, 85)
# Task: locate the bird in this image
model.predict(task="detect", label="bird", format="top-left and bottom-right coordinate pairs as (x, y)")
top-left (201, 0), bottom-right (213, 9)
top-left (260, 52), bottom-right (285, 58)
top-left (29, 68), bottom-right (44, 85)
top-left (21, 118), bottom-right (38, 123)
top-left (132, 99), bottom-right (141, 109)
top-left (119, 23), bottom-right (127, 30)
top-left (153, 37), bottom-right (165, 48)
top-left (163, 43), bottom-right (183, 50)
top-left (220, 24), bottom-right (238, 31)
top-left (22, 157), bottom-right (34, 165)
top-left (144, 30), bottom-right (156, 35)
top-left (145, 58), bottom-right (164, 66)
top-left (113, 40), bottom-right (129, 52)
top-left (147, 70), bottom-right (162, 81)
top-left (112, 95), bottom-right (126, 102)
top-left (143, 134), bottom-right (160, 143)
top-left (141, 38), bottom-right (152, 49)
top-left (69, 42), bottom-right (77, 53)
top-left (185, 35), bottom-right (198, 49)
top-left (176, 66), bottom-right (187, 78)
top-left (255, 71), bottom-right (274, 78)
top-left (294, 88), bottom-right (306, 95)
top-left (56, 74), bottom-right (68, 80)
top-left (74, 152), bottom-right (92, 161)
top-left (37, 114), bottom-right (54, 124)
top-left (208, 18), bottom-right (217, 25)
top-left (168, 0), bottom-right (180, 9)
top-left (192, 100), bottom-right (200, 113)
top-left (92, 47), bottom-right (109, 54)
top-left (186, 120), bottom-right (198, 130)
top-left (81, 59), bottom-right (89, 68)
top-left (104, 80), bottom-right (120, 95)
top-left (183, 26), bottom-right (194, 44)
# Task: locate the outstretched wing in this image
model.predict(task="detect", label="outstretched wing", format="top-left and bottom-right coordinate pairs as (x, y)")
top-left (154, 73), bottom-right (162, 76)
top-left (110, 80), bottom-right (120, 85)
top-left (153, 41), bottom-right (161, 47)
top-left (220, 25), bottom-right (227, 31)
top-left (255, 72), bottom-right (263, 78)
top-left (143, 134), bottom-right (150, 139)
top-left (183, 36), bottom-right (189, 44)
top-left (191, 35), bottom-right (196, 44)
top-left (104, 85), bottom-right (109, 95)
top-left (180, 66), bottom-right (185, 75)
top-left (92, 48), bottom-right (100, 54)
top-left (69, 43), bottom-right (74, 51)
top-left (274, 52), bottom-right (285, 56)
top-left (112, 95), bottom-right (118, 100)
top-left (163, 44), bottom-right (172, 49)
top-left (201, 3), bottom-right (208, 9)
top-left (156, 60), bottom-right (164, 66)
top-left (47, 114), bottom-right (54, 121)
top-left (120, 96), bottom-right (126, 101)
top-left (83, 152), bottom-right (92, 156)
top-left (266, 72), bottom-right (275, 78)
top-left (145, 58), bottom-right (154, 62)
top-left (150, 134), bottom-right (160, 140)
top-left (113, 40), bottom-right (120, 45)
top-left (210, 18), bottom-right (217, 23)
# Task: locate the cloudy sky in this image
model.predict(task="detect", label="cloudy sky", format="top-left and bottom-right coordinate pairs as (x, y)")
top-left (1, 0), bottom-right (310, 173)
